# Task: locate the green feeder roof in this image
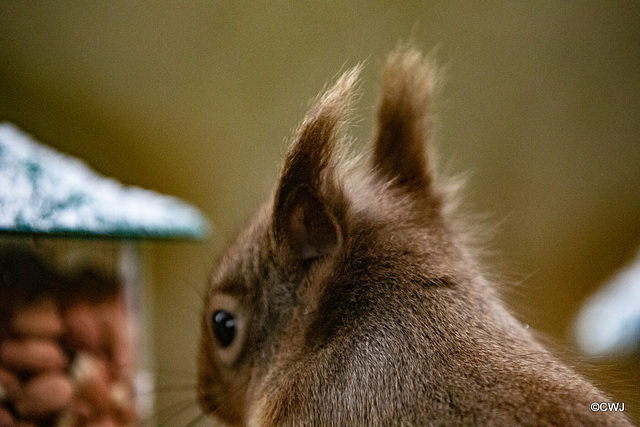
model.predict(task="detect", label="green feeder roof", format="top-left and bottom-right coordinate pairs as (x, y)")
top-left (0, 122), bottom-right (210, 240)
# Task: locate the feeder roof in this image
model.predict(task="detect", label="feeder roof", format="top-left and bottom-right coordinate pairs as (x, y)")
top-left (0, 122), bottom-right (210, 240)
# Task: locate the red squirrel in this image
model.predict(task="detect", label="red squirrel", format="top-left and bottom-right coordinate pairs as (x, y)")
top-left (197, 47), bottom-right (632, 426)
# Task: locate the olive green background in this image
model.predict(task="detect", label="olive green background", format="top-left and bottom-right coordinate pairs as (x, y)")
top-left (1, 2), bottom-right (638, 423)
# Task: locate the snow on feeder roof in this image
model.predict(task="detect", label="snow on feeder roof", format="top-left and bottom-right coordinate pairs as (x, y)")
top-left (0, 122), bottom-right (210, 240)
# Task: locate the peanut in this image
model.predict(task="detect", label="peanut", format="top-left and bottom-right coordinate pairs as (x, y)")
top-left (0, 406), bottom-right (15, 426)
top-left (71, 352), bottom-right (111, 414)
top-left (0, 367), bottom-right (20, 401)
top-left (86, 416), bottom-right (119, 427)
top-left (101, 298), bottom-right (134, 379)
top-left (65, 302), bottom-right (104, 352)
top-left (11, 298), bottom-right (64, 339)
top-left (0, 339), bottom-right (67, 372)
top-left (14, 372), bottom-right (73, 417)
top-left (111, 381), bottom-right (137, 424)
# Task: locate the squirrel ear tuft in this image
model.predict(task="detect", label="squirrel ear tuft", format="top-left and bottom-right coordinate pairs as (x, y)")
top-left (373, 47), bottom-right (439, 201)
top-left (272, 66), bottom-right (359, 262)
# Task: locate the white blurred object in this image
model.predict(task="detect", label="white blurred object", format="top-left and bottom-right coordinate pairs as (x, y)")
top-left (574, 248), bottom-right (640, 358)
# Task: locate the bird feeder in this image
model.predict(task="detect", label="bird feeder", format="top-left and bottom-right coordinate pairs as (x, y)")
top-left (0, 123), bottom-right (209, 426)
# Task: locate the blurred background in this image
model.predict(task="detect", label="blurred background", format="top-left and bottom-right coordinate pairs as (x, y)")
top-left (1, 2), bottom-right (638, 424)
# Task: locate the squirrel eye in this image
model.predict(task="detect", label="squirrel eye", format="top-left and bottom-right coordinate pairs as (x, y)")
top-left (212, 309), bottom-right (237, 348)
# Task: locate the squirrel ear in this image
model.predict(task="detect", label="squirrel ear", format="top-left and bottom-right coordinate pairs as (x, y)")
top-left (272, 66), bottom-right (359, 262)
top-left (373, 47), bottom-right (438, 200)
top-left (279, 186), bottom-right (340, 261)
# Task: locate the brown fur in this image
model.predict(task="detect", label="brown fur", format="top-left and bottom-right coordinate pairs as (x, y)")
top-left (198, 47), bottom-right (632, 426)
